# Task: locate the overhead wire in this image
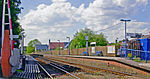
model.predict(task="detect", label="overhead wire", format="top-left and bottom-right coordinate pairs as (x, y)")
top-left (95, 22), bottom-right (123, 33)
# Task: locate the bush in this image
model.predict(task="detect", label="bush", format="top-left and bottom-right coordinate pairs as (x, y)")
top-left (134, 56), bottom-right (141, 62)
top-left (127, 53), bottom-right (132, 59)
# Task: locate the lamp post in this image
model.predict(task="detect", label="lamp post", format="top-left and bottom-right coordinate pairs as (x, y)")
top-left (20, 32), bottom-right (26, 70)
top-left (85, 36), bottom-right (89, 56)
top-left (66, 37), bottom-right (70, 55)
top-left (20, 32), bottom-right (25, 55)
top-left (120, 19), bottom-right (131, 58)
top-left (57, 40), bottom-right (60, 55)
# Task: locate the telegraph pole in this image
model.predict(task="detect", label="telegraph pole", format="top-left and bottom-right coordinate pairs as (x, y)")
top-left (120, 19), bottom-right (131, 58)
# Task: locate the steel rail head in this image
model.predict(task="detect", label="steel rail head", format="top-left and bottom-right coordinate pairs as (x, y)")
top-left (36, 56), bottom-right (80, 79)
top-left (49, 63), bottom-right (80, 79)
top-left (36, 62), bottom-right (53, 79)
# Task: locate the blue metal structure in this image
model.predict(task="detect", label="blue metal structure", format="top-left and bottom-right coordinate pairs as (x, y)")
top-left (120, 19), bottom-right (131, 58)
top-left (140, 38), bottom-right (150, 51)
top-left (119, 48), bottom-right (150, 63)
top-left (140, 38), bottom-right (150, 61)
top-left (119, 38), bottom-right (150, 63)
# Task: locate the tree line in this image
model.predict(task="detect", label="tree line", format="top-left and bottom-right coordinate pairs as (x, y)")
top-left (26, 29), bottom-right (108, 53)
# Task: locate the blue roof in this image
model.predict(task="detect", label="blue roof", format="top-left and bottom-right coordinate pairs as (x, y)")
top-left (35, 45), bottom-right (48, 50)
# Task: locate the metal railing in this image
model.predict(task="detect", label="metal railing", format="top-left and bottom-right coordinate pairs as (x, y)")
top-left (118, 48), bottom-right (150, 63)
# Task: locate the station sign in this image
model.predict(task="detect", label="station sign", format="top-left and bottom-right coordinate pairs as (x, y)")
top-left (85, 36), bottom-right (88, 41)
top-left (10, 35), bottom-right (19, 38)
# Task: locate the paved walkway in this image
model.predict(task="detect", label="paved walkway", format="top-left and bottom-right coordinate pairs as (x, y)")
top-left (66, 55), bottom-right (150, 72)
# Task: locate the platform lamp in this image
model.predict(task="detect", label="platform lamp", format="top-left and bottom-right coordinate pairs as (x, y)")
top-left (57, 40), bottom-right (60, 55)
top-left (85, 35), bottom-right (89, 56)
top-left (120, 19), bottom-right (131, 58)
top-left (66, 37), bottom-right (70, 55)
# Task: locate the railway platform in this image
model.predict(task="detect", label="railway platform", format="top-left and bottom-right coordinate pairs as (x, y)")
top-left (39, 54), bottom-right (150, 73)
top-left (65, 55), bottom-right (150, 72)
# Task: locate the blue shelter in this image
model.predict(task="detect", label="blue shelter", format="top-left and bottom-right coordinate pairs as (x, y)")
top-left (140, 38), bottom-right (150, 60)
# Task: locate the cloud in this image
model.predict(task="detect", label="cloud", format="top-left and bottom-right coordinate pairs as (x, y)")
top-left (81, 0), bottom-right (149, 42)
top-left (21, 0), bottom-right (149, 45)
top-left (21, 0), bottom-right (85, 45)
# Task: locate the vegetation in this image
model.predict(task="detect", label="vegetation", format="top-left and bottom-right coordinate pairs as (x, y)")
top-left (70, 28), bottom-right (108, 49)
top-left (26, 39), bottom-right (41, 53)
top-left (0, 0), bottom-right (23, 47)
top-left (55, 47), bottom-right (63, 50)
top-left (127, 53), bottom-right (132, 59)
top-left (134, 57), bottom-right (141, 62)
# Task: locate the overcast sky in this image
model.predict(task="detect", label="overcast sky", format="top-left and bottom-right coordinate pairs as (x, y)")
top-left (20, 0), bottom-right (150, 45)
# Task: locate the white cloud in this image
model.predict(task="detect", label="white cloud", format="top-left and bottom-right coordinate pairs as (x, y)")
top-left (81, 0), bottom-right (149, 42)
top-left (21, 0), bottom-right (85, 45)
top-left (21, 0), bottom-right (149, 45)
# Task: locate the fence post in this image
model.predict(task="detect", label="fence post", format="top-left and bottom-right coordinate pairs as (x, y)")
top-left (146, 51), bottom-right (148, 63)
top-left (131, 50), bottom-right (133, 60)
top-left (121, 49), bottom-right (122, 58)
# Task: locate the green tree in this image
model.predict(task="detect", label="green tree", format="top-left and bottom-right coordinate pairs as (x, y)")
top-left (93, 33), bottom-right (108, 46)
top-left (26, 39), bottom-right (41, 53)
top-left (0, 0), bottom-right (23, 47)
top-left (70, 28), bottom-right (108, 49)
top-left (0, 0), bottom-right (22, 34)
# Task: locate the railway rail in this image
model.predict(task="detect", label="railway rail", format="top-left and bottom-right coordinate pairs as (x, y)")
top-left (34, 56), bottom-right (80, 79)
top-left (32, 54), bottom-right (150, 79)
top-left (36, 62), bottom-right (53, 79)
top-left (12, 56), bottom-right (53, 79)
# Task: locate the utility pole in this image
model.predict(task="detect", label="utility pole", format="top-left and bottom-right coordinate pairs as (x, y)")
top-left (57, 40), bottom-right (60, 55)
top-left (120, 19), bottom-right (131, 58)
top-left (66, 37), bottom-right (70, 55)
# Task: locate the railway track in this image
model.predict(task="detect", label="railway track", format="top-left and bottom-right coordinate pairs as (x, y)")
top-left (34, 56), bottom-right (80, 79)
top-left (32, 54), bottom-right (150, 79)
top-left (36, 62), bottom-right (53, 79)
top-left (12, 56), bottom-right (53, 79)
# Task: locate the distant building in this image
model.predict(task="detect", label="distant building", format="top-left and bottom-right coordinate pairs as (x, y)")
top-left (35, 45), bottom-right (48, 52)
top-left (120, 33), bottom-right (150, 50)
top-left (49, 40), bottom-right (68, 50)
top-left (142, 34), bottom-right (150, 39)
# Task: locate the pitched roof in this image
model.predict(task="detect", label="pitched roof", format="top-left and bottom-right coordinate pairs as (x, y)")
top-left (49, 42), bottom-right (68, 50)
